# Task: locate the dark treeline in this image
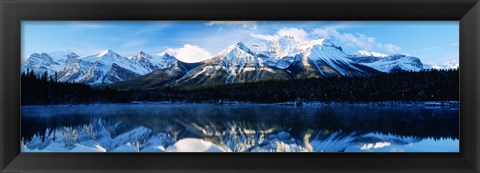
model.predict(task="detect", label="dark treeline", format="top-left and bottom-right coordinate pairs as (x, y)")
top-left (136, 69), bottom-right (459, 103)
top-left (21, 69), bottom-right (459, 105)
top-left (21, 70), bottom-right (131, 105)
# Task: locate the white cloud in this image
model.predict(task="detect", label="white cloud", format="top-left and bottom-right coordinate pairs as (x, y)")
top-left (276, 28), bottom-right (309, 41)
top-left (312, 28), bottom-right (376, 50)
top-left (250, 27), bottom-right (310, 42)
top-left (251, 27), bottom-right (402, 55)
top-left (311, 28), bottom-right (330, 39)
top-left (356, 50), bottom-right (388, 57)
top-left (250, 33), bottom-right (279, 41)
top-left (165, 44), bottom-right (212, 63)
top-left (312, 27), bottom-right (401, 53)
top-left (206, 21), bottom-right (257, 29)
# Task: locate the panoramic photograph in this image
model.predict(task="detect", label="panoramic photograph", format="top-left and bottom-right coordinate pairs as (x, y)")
top-left (21, 21), bottom-right (459, 152)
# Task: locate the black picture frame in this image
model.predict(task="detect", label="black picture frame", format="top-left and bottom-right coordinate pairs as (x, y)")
top-left (1, 0), bottom-right (479, 172)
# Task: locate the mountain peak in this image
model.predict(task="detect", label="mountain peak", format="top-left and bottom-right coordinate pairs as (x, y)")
top-left (233, 42), bottom-right (252, 52)
top-left (158, 52), bottom-right (175, 58)
top-left (133, 51), bottom-right (151, 60)
top-left (47, 50), bottom-right (79, 61)
top-left (28, 52), bottom-right (52, 60)
top-left (162, 52), bottom-right (171, 57)
top-left (99, 49), bottom-right (113, 55)
top-left (220, 41), bottom-right (255, 56)
top-left (162, 53), bottom-right (178, 60)
top-left (98, 49), bottom-right (117, 57)
top-left (30, 53), bottom-right (40, 56)
top-left (388, 54), bottom-right (409, 59)
top-left (235, 41), bottom-right (246, 47)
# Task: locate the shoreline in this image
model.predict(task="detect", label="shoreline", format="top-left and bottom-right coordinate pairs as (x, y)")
top-left (21, 100), bottom-right (460, 108)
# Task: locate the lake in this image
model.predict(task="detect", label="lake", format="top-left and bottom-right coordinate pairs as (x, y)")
top-left (21, 102), bottom-right (459, 152)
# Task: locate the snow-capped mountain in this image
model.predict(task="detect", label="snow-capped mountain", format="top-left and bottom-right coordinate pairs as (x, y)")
top-left (171, 42), bottom-right (290, 88)
top-left (348, 54), bottom-right (423, 73)
top-left (128, 51), bottom-right (177, 71)
top-left (58, 50), bottom-right (135, 85)
top-left (49, 50), bottom-right (80, 63)
top-left (423, 61), bottom-right (459, 70)
top-left (286, 40), bottom-right (378, 78)
top-left (258, 36), bottom-right (341, 69)
top-left (23, 36), bottom-right (433, 88)
top-left (112, 58), bottom-right (203, 90)
top-left (114, 42), bottom-right (286, 89)
top-left (56, 50), bottom-right (177, 85)
top-left (22, 50), bottom-right (79, 76)
top-left (115, 37), bottom-right (381, 90)
top-left (252, 36), bottom-right (377, 78)
top-left (22, 49), bottom-right (179, 85)
top-left (258, 36), bottom-right (339, 60)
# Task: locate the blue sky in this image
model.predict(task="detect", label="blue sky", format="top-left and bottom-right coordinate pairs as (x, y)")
top-left (22, 21), bottom-right (458, 65)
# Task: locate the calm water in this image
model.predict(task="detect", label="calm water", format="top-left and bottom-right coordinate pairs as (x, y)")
top-left (21, 103), bottom-right (459, 152)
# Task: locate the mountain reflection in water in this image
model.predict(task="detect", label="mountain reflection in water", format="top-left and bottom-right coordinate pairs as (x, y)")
top-left (21, 103), bottom-right (459, 152)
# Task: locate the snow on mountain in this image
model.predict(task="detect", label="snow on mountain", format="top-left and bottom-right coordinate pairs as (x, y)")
top-left (48, 50), bottom-right (80, 63)
top-left (423, 61), bottom-right (459, 70)
top-left (254, 36), bottom-right (376, 78)
top-left (300, 44), bottom-right (375, 77)
top-left (167, 42), bottom-right (290, 88)
top-left (259, 36), bottom-right (379, 78)
top-left (57, 50), bottom-right (174, 85)
top-left (128, 51), bottom-right (177, 71)
top-left (58, 49), bottom-right (131, 85)
top-left (24, 49), bottom-right (181, 86)
top-left (349, 54), bottom-right (423, 73)
top-left (22, 50), bottom-right (79, 76)
top-left (249, 43), bottom-right (269, 54)
top-left (258, 36), bottom-right (333, 60)
top-left (259, 35), bottom-right (303, 59)
top-left (445, 62), bottom-right (459, 69)
top-left (111, 59), bottom-right (204, 90)
top-left (188, 42), bottom-right (266, 82)
top-left (127, 51), bottom-right (159, 74)
top-left (213, 42), bottom-right (261, 75)
top-left (114, 37), bottom-right (379, 90)
top-left (24, 36), bottom-right (434, 88)
top-left (258, 36), bottom-right (334, 69)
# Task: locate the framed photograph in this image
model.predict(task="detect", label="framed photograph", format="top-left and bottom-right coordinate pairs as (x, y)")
top-left (1, 0), bottom-right (479, 172)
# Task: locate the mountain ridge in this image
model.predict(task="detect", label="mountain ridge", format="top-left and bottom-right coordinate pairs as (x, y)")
top-left (22, 37), bottom-right (442, 89)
